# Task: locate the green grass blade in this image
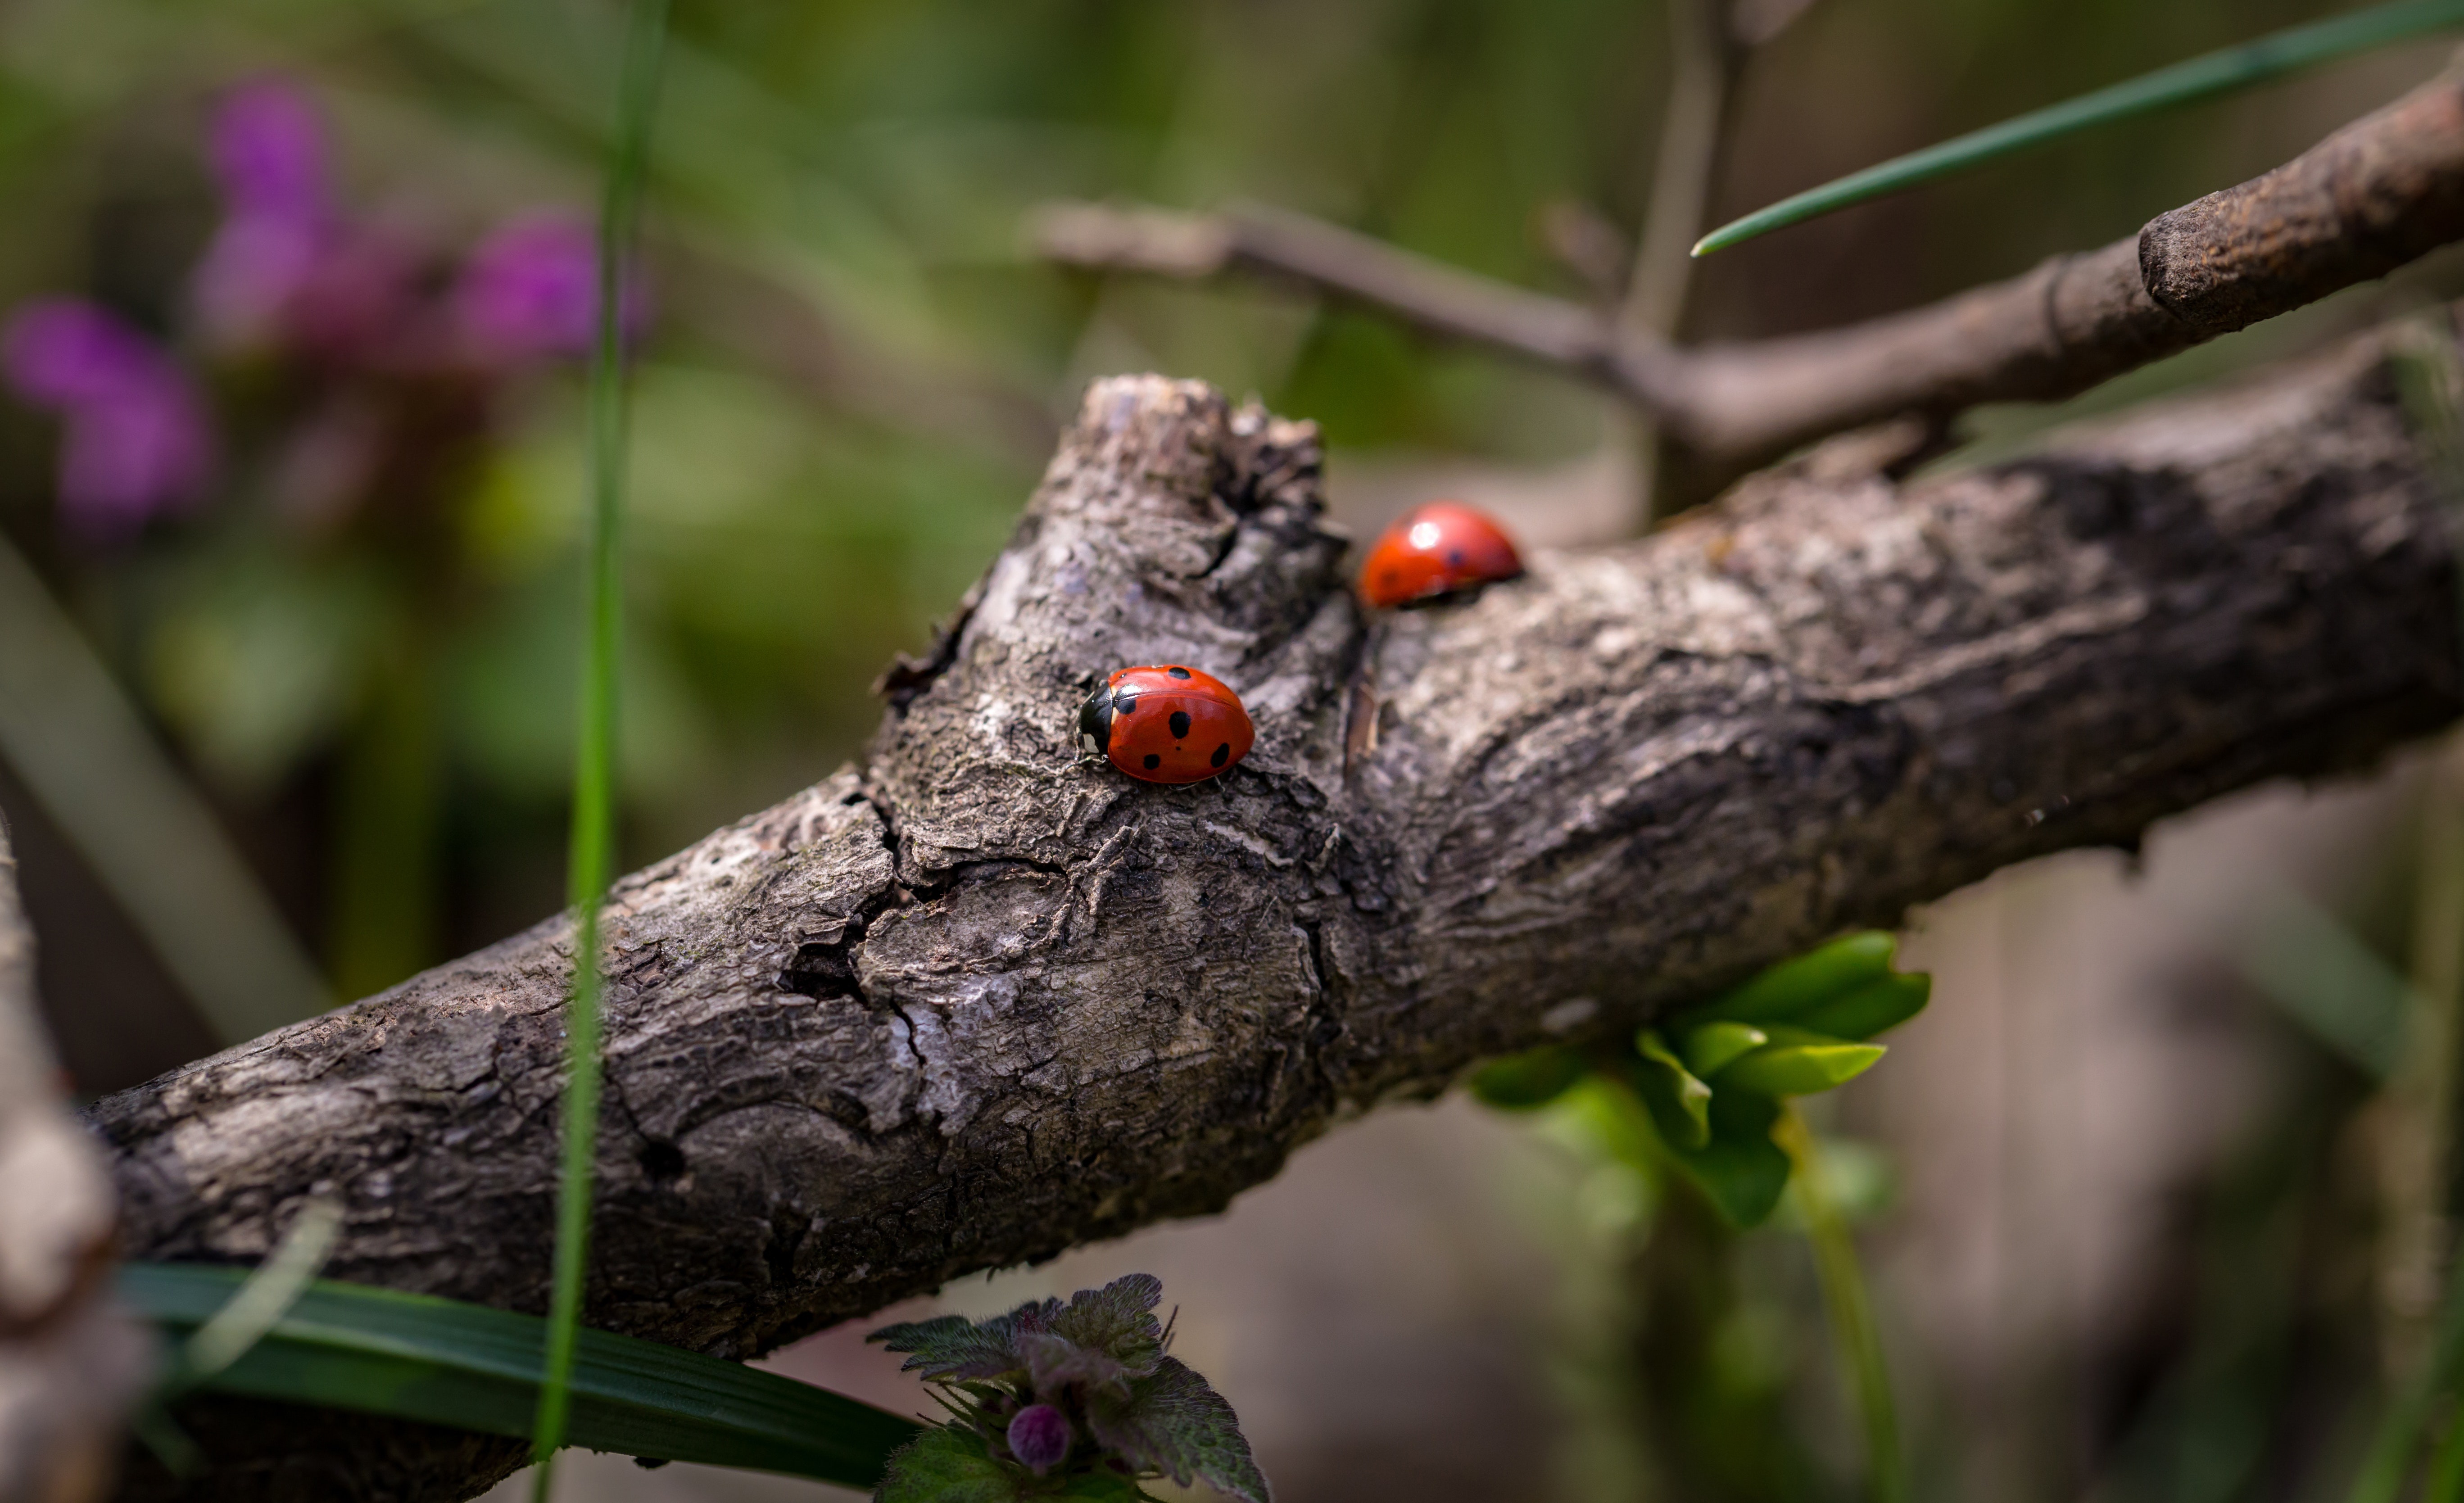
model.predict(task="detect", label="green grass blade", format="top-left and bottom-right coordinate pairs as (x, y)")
top-left (534, 0), bottom-right (671, 1494)
top-left (1694, 0), bottom-right (2464, 256)
top-left (1777, 1109), bottom-right (1904, 1503)
top-left (124, 1264), bottom-right (919, 1486)
top-left (170, 1200), bottom-right (341, 1390)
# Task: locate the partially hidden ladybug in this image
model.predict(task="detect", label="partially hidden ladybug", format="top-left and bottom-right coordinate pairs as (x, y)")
top-left (1077, 665), bottom-right (1255, 785)
top-left (1357, 500), bottom-right (1524, 609)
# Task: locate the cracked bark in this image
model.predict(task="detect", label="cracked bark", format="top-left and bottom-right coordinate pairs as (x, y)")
top-left (95, 326), bottom-right (2464, 1497)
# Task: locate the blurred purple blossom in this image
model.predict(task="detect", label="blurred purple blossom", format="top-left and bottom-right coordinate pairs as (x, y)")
top-left (453, 214), bottom-right (647, 362)
top-left (209, 81), bottom-right (328, 222)
top-left (193, 81), bottom-right (416, 358)
top-left (2, 299), bottom-right (213, 536)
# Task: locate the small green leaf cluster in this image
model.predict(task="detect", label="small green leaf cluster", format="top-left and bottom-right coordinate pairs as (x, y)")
top-left (868, 1274), bottom-right (1270, 1503)
top-left (1472, 933), bottom-right (1929, 1227)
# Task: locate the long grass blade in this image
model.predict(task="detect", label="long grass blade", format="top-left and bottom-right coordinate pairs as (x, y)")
top-left (1777, 1107), bottom-right (1903, 1503)
top-left (168, 1200), bottom-right (342, 1390)
top-left (123, 1263), bottom-right (919, 1485)
top-left (2346, 1231), bottom-right (2464, 1502)
top-left (1694, 0), bottom-right (2464, 256)
top-left (0, 529), bottom-right (328, 1041)
top-left (533, 0), bottom-right (671, 1495)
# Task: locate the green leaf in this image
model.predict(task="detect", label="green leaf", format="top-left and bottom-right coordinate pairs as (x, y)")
top-left (123, 1263), bottom-right (918, 1488)
top-left (1792, 973), bottom-right (1931, 1042)
top-left (872, 1310), bottom-right (1042, 1385)
top-left (1713, 1027), bottom-right (1887, 1098)
top-left (876, 1424), bottom-right (1024, 1503)
top-left (1468, 1045), bottom-right (1589, 1109)
top-left (1694, 0), bottom-right (2464, 255)
top-left (1678, 1019), bottom-right (1768, 1078)
top-left (1046, 1275), bottom-right (1165, 1376)
top-left (1087, 1356), bottom-right (1271, 1503)
top-left (1696, 933), bottom-right (1897, 1024)
top-left (1632, 1029), bottom-right (1713, 1150)
top-left (1049, 1470), bottom-right (1154, 1503)
top-left (1657, 1088), bottom-right (1793, 1229)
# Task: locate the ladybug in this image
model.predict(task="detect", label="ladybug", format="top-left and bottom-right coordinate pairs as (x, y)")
top-left (1358, 500), bottom-right (1523, 609)
top-left (1077, 665), bottom-right (1255, 785)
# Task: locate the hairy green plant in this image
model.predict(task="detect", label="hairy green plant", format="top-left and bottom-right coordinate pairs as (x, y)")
top-left (868, 1274), bottom-right (1270, 1503)
top-left (1694, 0), bottom-right (2464, 256)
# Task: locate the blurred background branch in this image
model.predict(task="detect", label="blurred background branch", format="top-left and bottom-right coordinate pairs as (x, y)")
top-left (0, 815), bottom-right (150, 1503)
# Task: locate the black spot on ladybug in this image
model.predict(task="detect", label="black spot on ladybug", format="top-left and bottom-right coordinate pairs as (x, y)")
top-left (1447, 549), bottom-right (1465, 567)
top-left (1143, 753), bottom-right (1162, 770)
top-left (1167, 666), bottom-right (1192, 679)
top-left (1115, 693), bottom-right (1137, 715)
top-left (1211, 742), bottom-right (1230, 767)
top-left (1170, 710), bottom-right (1191, 738)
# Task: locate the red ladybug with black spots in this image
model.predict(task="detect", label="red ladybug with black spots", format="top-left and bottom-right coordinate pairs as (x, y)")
top-left (1077, 665), bottom-right (1255, 784)
top-left (1358, 500), bottom-right (1523, 609)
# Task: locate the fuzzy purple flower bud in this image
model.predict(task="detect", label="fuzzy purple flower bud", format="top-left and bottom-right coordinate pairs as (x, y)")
top-left (453, 213), bottom-right (648, 362)
top-left (1006, 1403), bottom-right (1072, 1475)
top-left (1, 299), bottom-right (213, 536)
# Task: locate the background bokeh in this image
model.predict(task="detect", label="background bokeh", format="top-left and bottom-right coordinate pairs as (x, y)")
top-left (6, 1), bottom-right (2463, 1499)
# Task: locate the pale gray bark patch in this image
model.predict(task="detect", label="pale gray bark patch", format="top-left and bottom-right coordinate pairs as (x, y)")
top-left (95, 343), bottom-right (2463, 1498)
top-left (0, 816), bottom-right (154, 1503)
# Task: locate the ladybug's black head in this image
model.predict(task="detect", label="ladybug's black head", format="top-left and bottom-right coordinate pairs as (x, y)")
top-left (1075, 683), bottom-right (1114, 757)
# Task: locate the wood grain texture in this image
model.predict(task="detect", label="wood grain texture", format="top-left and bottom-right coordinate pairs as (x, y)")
top-left (99, 332), bottom-right (2464, 1498)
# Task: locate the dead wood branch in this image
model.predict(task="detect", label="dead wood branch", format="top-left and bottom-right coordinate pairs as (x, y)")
top-left (0, 817), bottom-right (151, 1503)
top-left (1035, 68), bottom-right (2464, 492)
top-left (90, 316), bottom-right (2464, 1496)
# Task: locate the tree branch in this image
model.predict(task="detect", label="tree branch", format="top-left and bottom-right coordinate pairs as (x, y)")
top-left (94, 317), bottom-right (2464, 1496)
top-left (0, 816), bottom-right (151, 1502)
top-left (1034, 67), bottom-right (2464, 490)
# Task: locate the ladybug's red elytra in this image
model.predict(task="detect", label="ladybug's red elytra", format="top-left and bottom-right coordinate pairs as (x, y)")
top-left (1358, 500), bottom-right (1523, 609)
top-left (1077, 665), bottom-right (1255, 785)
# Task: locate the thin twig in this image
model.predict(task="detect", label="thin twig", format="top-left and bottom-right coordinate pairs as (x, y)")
top-left (1036, 68), bottom-right (2464, 493)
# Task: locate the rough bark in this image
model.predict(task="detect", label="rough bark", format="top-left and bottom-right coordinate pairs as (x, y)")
top-left (0, 817), bottom-right (152, 1503)
top-left (1036, 66), bottom-right (2464, 491)
top-left (89, 319), bottom-right (2464, 1496)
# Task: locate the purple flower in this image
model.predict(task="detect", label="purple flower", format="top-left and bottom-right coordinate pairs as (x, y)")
top-left (453, 213), bottom-right (647, 362)
top-left (2, 299), bottom-right (213, 536)
top-left (209, 81), bottom-right (329, 222)
top-left (1006, 1404), bottom-right (1072, 1475)
top-left (194, 82), bottom-right (332, 349)
top-left (191, 80), bottom-right (416, 357)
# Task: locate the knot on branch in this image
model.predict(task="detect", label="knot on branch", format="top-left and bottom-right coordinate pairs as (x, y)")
top-left (867, 376), bottom-right (1356, 884)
